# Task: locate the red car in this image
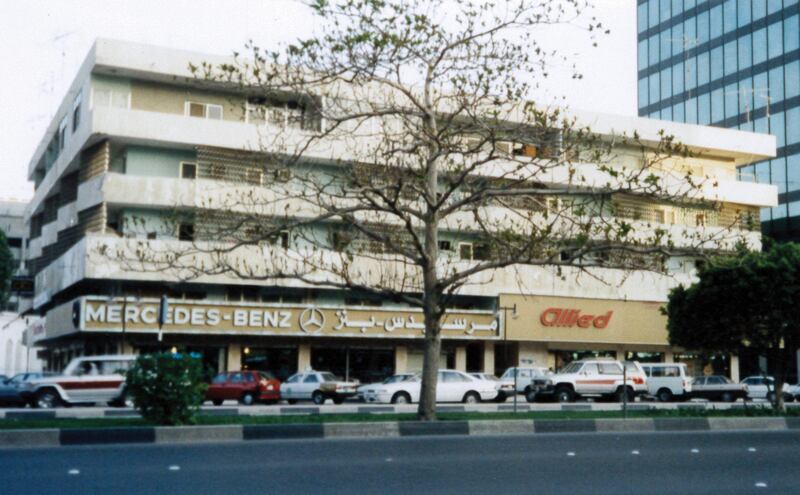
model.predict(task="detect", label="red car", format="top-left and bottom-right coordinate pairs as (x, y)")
top-left (206, 371), bottom-right (280, 406)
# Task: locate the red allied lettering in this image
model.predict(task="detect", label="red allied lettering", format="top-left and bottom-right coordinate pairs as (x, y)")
top-left (577, 314), bottom-right (593, 328)
top-left (593, 311), bottom-right (613, 329)
top-left (540, 308), bottom-right (560, 327)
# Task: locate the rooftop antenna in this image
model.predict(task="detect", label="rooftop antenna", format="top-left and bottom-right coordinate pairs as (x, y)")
top-left (669, 35), bottom-right (699, 99)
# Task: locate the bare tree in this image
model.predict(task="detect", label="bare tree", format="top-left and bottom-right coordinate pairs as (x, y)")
top-left (106, 0), bottom-right (757, 420)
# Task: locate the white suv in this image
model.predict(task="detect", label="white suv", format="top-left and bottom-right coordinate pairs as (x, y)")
top-left (541, 359), bottom-right (647, 403)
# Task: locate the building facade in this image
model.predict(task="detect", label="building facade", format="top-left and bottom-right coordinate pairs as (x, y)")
top-left (24, 39), bottom-right (776, 382)
top-left (637, 0), bottom-right (800, 240)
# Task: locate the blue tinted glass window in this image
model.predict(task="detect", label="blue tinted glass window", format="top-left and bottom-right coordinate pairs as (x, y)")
top-left (753, 28), bottom-right (768, 64)
top-left (697, 11), bottom-right (710, 44)
top-left (785, 61), bottom-right (800, 98)
top-left (649, 34), bottom-right (660, 63)
top-left (760, 208), bottom-right (771, 223)
top-left (672, 0), bottom-right (683, 17)
top-left (788, 0), bottom-right (800, 9)
top-left (724, 40), bottom-right (738, 76)
top-left (754, 71), bottom-right (769, 108)
top-left (772, 205), bottom-right (787, 220)
top-left (723, 0), bottom-right (737, 34)
top-left (785, 15), bottom-right (799, 53)
top-left (686, 56), bottom-right (698, 90)
top-left (739, 76), bottom-right (754, 115)
top-left (661, 29), bottom-right (672, 61)
top-left (673, 62), bottom-right (685, 94)
top-left (725, 83), bottom-right (738, 118)
top-left (740, 119), bottom-right (755, 132)
top-left (684, 0), bottom-right (696, 10)
top-left (639, 40), bottom-right (648, 68)
top-left (710, 46), bottom-right (724, 81)
top-left (771, 111), bottom-right (786, 147)
top-left (738, 34), bottom-right (752, 69)
top-left (738, 0), bottom-right (752, 25)
top-left (739, 164), bottom-right (755, 182)
top-left (698, 51), bottom-right (710, 86)
top-left (671, 22), bottom-right (684, 57)
top-left (685, 17), bottom-right (696, 46)
top-left (711, 87), bottom-right (724, 122)
top-left (661, 67), bottom-right (672, 100)
top-left (755, 116), bottom-right (769, 135)
top-left (788, 154), bottom-right (800, 192)
top-left (649, 0), bottom-right (659, 28)
top-left (787, 107), bottom-right (800, 145)
top-left (767, 0), bottom-right (783, 15)
top-left (686, 97), bottom-right (698, 124)
top-left (755, 161), bottom-right (770, 184)
top-left (639, 78), bottom-right (649, 108)
top-left (660, 0), bottom-right (671, 23)
top-left (790, 201), bottom-right (800, 218)
top-left (673, 102), bottom-right (685, 122)
top-left (698, 93), bottom-right (711, 124)
top-left (753, 0), bottom-right (767, 21)
top-left (768, 21), bottom-right (783, 60)
top-left (771, 157), bottom-right (787, 193)
top-left (649, 72), bottom-right (660, 104)
top-left (662, 106), bottom-right (673, 121)
top-left (650, 110), bottom-right (661, 119)
top-left (638, 2), bottom-right (648, 33)
top-left (769, 66), bottom-right (784, 103)
top-left (710, 6), bottom-right (723, 40)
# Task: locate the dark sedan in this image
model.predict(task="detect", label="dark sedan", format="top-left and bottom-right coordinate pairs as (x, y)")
top-left (689, 375), bottom-right (748, 402)
top-left (0, 372), bottom-right (55, 407)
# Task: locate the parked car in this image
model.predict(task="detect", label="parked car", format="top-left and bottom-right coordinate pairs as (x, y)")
top-left (206, 370), bottom-right (281, 406)
top-left (20, 355), bottom-right (136, 408)
top-left (356, 373), bottom-right (417, 401)
top-left (500, 367), bottom-right (552, 402)
top-left (740, 376), bottom-right (795, 402)
top-left (0, 372), bottom-right (56, 407)
top-left (280, 371), bottom-right (359, 405)
top-left (361, 369), bottom-right (498, 404)
top-left (689, 375), bottom-right (747, 402)
top-left (539, 359), bottom-right (647, 403)
top-left (640, 363), bottom-right (692, 402)
top-left (470, 372), bottom-right (515, 402)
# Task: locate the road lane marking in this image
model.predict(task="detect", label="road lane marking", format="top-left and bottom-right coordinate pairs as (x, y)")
top-left (631, 450), bottom-right (640, 455)
top-left (566, 452), bottom-right (575, 457)
top-left (168, 465), bottom-right (180, 471)
top-left (68, 469), bottom-right (79, 475)
top-left (755, 482), bottom-right (767, 488)
top-left (748, 447), bottom-right (757, 452)
top-left (690, 449), bottom-right (699, 454)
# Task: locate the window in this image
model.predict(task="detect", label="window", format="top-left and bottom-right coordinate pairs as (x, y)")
top-left (753, 28), bottom-right (767, 65)
top-left (599, 363), bottom-right (623, 375)
top-left (649, 72), bottom-right (660, 105)
top-left (723, 0), bottom-right (736, 34)
top-left (697, 51), bottom-right (710, 86)
top-left (711, 88), bottom-right (724, 123)
top-left (648, 34), bottom-right (659, 65)
top-left (180, 162), bottom-right (197, 179)
top-left (738, 0), bottom-right (751, 26)
top-left (211, 373), bottom-right (228, 384)
top-left (458, 242), bottom-right (473, 260)
top-left (710, 46), bottom-right (723, 82)
top-left (786, 61), bottom-right (800, 99)
top-left (438, 240), bottom-right (452, 251)
top-left (72, 90), bottom-right (82, 133)
top-left (638, 78), bottom-right (648, 109)
top-left (92, 87), bottom-right (130, 109)
top-left (637, 2), bottom-right (648, 33)
top-left (709, 5), bottom-right (722, 40)
top-left (786, 15), bottom-right (799, 54)
top-left (185, 101), bottom-right (223, 120)
top-left (697, 11), bottom-right (709, 45)
top-left (723, 41), bottom-right (737, 77)
top-left (303, 374), bottom-right (319, 383)
top-left (582, 363), bottom-right (599, 374)
top-left (769, 66), bottom-right (784, 105)
top-left (147, 232), bottom-right (157, 240)
top-left (230, 373), bottom-right (244, 383)
top-left (638, 39), bottom-right (648, 69)
top-left (270, 230), bottom-right (290, 249)
top-left (178, 223), bottom-right (194, 241)
top-left (245, 168), bottom-right (263, 185)
top-left (768, 21), bottom-right (783, 61)
top-left (673, 62), bottom-right (684, 95)
top-left (58, 115), bottom-right (68, 151)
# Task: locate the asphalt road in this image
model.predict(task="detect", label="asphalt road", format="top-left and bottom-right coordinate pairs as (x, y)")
top-left (1, 430), bottom-right (797, 494)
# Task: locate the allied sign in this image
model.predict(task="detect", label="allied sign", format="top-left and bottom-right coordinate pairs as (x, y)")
top-left (71, 297), bottom-right (499, 340)
top-left (539, 308), bottom-right (613, 329)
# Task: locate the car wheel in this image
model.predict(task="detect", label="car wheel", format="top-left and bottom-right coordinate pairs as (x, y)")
top-left (391, 392), bottom-right (411, 404)
top-left (525, 389), bottom-right (538, 403)
top-left (212, 399), bottom-right (223, 406)
top-left (462, 391), bottom-right (480, 404)
top-left (287, 399), bottom-right (298, 405)
top-left (721, 391), bottom-right (734, 403)
top-left (616, 387), bottom-right (634, 403)
top-left (555, 387), bottom-right (573, 403)
top-left (495, 393), bottom-right (508, 403)
top-left (36, 389), bottom-right (61, 409)
top-left (240, 393), bottom-right (255, 406)
top-left (657, 388), bottom-right (673, 402)
top-left (312, 391), bottom-right (325, 405)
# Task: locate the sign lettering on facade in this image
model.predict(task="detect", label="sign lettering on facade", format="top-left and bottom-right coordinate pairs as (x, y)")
top-left (539, 307), bottom-right (613, 329)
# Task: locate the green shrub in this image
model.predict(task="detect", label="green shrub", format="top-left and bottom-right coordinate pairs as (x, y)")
top-left (125, 352), bottom-right (208, 426)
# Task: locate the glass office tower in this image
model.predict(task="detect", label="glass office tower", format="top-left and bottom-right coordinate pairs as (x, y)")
top-left (637, 0), bottom-right (800, 241)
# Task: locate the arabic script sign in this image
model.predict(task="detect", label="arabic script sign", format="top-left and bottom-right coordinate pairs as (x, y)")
top-left (77, 298), bottom-right (499, 339)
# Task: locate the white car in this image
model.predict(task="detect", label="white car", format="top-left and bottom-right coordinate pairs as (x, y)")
top-left (540, 359), bottom-right (647, 403)
top-left (23, 355), bottom-right (136, 408)
top-left (361, 369), bottom-right (498, 404)
top-left (470, 372), bottom-right (515, 402)
top-left (640, 362), bottom-right (692, 402)
top-left (280, 371), bottom-right (359, 405)
top-left (741, 376), bottom-right (795, 402)
top-left (357, 373), bottom-right (417, 400)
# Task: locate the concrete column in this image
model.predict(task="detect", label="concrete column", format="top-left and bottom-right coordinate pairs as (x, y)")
top-left (455, 346), bottom-right (467, 371)
top-left (664, 350), bottom-right (674, 363)
top-left (227, 345), bottom-right (241, 372)
top-left (298, 344), bottom-right (311, 371)
top-left (730, 354), bottom-right (740, 383)
top-left (394, 346), bottom-right (408, 373)
top-left (483, 341), bottom-right (495, 374)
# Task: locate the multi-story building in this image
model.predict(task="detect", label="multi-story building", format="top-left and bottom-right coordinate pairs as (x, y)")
top-left (24, 39), bottom-right (776, 381)
top-left (0, 199), bottom-right (42, 376)
top-left (637, 0), bottom-right (799, 241)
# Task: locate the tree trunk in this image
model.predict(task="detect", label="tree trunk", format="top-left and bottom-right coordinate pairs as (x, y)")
top-left (773, 346), bottom-right (789, 413)
top-left (418, 303), bottom-right (442, 421)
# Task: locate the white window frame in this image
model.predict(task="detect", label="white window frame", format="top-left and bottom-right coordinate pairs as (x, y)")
top-left (185, 101), bottom-right (223, 120)
top-left (58, 115), bottom-right (68, 151)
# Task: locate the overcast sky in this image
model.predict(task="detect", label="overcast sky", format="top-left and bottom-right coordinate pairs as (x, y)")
top-left (0, 0), bottom-right (636, 202)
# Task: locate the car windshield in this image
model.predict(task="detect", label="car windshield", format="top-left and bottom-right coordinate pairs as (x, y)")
top-left (500, 369), bottom-right (516, 379)
top-left (320, 372), bottom-right (338, 382)
top-left (383, 374), bottom-right (411, 384)
top-left (559, 362), bottom-right (583, 374)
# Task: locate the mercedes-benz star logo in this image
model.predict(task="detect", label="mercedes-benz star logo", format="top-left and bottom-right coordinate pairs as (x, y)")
top-left (299, 307), bottom-right (325, 334)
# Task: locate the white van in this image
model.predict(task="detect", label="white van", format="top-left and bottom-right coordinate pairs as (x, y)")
top-left (640, 363), bottom-right (692, 402)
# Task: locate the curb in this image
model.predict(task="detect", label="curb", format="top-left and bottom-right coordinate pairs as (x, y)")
top-left (1, 417), bottom-right (797, 449)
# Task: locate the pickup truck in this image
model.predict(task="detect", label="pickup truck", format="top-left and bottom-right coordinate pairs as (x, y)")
top-left (279, 371), bottom-right (359, 405)
top-left (689, 375), bottom-right (748, 402)
top-left (538, 359), bottom-right (648, 403)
